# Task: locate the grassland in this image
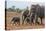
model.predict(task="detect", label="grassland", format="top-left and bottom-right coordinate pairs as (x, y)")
top-left (5, 11), bottom-right (45, 30)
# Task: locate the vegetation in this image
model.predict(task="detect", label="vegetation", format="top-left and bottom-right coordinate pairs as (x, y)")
top-left (6, 4), bottom-right (45, 18)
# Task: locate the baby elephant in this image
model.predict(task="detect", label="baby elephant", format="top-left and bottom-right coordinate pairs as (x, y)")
top-left (11, 17), bottom-right (20, 25)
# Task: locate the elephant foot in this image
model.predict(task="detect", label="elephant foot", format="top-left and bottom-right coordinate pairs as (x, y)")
top-left (30, 23), bottom-right (33, 25)
top-left (22, 23), bottom-right (24, 25)
top-left (40, 23), bottom-right (44, 25)
top-left (35, 22), bottom-right (40, 25)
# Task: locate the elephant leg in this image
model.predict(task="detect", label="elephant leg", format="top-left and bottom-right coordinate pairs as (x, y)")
top-left (35, 17), bottom-right (40, 25)
top-left (22, 16), bottom-right (25, 25)
top-left (22, 16), bottom-right (24, 25)
top-left (40, 18), bottom-right (42, 24)
top-left (22, 16), bottom-right (27, 25)
top-left (18, 21), bottom-right (20, 25)
top-left (35, 18), bottom-right (38, 23)
top-left (35, 15), bottom-right (39, 24)
top-left (31, 17), bottom-right (33, 23)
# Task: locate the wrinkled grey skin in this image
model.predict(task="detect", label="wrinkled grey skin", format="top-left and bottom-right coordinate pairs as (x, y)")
top-left (22, 10), bottom-right (29, 25)
top-left (11, 17), bottom-right (20, 25)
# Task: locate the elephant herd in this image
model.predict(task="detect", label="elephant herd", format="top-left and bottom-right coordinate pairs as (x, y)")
top-left (11, 4), bottom-right (45, 25)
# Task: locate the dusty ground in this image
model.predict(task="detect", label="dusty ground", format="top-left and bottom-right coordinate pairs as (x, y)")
top-left (5, 11), bottom-right (45, 30)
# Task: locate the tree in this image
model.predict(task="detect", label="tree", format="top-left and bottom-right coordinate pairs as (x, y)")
top-left (12, 6), bottom-right (15, 11)
top-left (16, 8), bottom-right (22, 13)
top-left (7, 8), bottom-right (13, 11)
top-left (16, 8), bottom-right (19, 12)
top-left (12, 6), bottom-right (15, 9)
top-left (7, 6), bottom-right (16, 12)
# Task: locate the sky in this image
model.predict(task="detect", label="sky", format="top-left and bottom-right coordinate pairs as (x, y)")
top-left (7, 1), bottom-right (31, 9)
top-left (7, 0), bottom-right (45, 9)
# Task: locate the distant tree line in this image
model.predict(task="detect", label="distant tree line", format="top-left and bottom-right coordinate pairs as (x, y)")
top-left (6, 6), bottom-right (23, 13)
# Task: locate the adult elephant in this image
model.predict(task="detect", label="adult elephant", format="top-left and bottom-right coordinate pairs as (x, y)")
top-left (37, 6), bottom-right (45, 24)
top-left (34, 4), bottom-right (45, 24)
top-left (22, 9), bottom-right (30, 25)
top-left (31, 4), bottom-right (41, 24)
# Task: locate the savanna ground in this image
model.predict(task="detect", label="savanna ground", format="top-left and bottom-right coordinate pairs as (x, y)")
top-left (5, 11), bottom-right (45, 30)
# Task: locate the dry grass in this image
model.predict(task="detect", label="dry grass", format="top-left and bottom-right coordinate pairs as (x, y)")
top-left (5, 11), bottom-right (45, 30)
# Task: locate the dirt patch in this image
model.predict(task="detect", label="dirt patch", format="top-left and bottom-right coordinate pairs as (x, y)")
top-left (5, 11), bottom-right (45, 30)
